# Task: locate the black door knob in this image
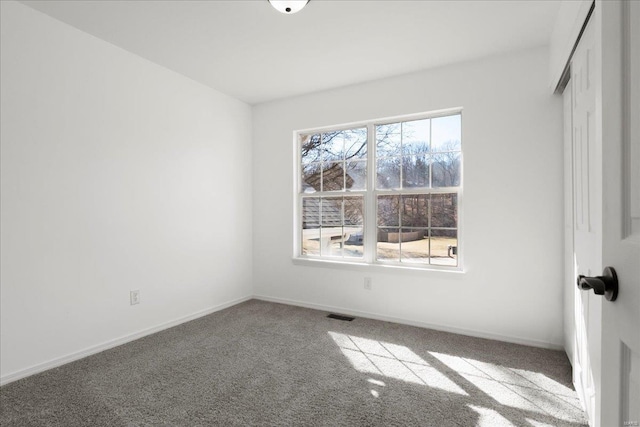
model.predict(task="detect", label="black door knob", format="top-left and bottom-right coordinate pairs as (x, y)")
top-left (577, 266), bottom-right (618, 301)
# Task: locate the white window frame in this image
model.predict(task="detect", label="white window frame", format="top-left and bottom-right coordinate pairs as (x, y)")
top-left (293, 108), bottom-right (463, 272)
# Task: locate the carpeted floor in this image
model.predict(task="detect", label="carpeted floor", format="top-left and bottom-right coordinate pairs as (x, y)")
top-left (0, 300), bottom-right (588, 426)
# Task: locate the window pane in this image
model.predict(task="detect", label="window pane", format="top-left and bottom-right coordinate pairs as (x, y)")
top-left (377, 195), bottom-right (400, 226)
top-left (429, 229), bottom-right (458, 266)
top-left (345, 161), bottom-right (366, 190)
top-left (402, 119), bottom-right (430, 155)
top-left (301, 134), bottom-right (322, 165)
top-left (322, 132), bottom-right (344, 161)
top-left (343, 197), bottom-right (364, 258)
top-left (432, 114), bottom-right (461, 152)
top-left (344, 128), bottom-right (367, 160)
top-left (302, 198), bottom-right (320, 256)
top-left (376, 157), bottom-right (401, 189)
top-left (402, 155), bottom-right (430, 189)
top-left (321, 197), bottom-right (342, 227)
top-left (301, 162), bottom-right (321, 193)
top-left (399, 228), bottom-right (429, 263)
top-left (326, 236), bottom-right (343, 257)
top-left (343, 197), bottom-right (364, 226)
top-left (322, 162), bottom-right (344, 191)
top-left (401, 195), bottom-right (429, 228)
top-left (376, 124), bottom-right (401, 157)
top-left (302, 197), bottom-right (320, 229)
top-left (343, 229), bottom-right (363, 258)
top-left (377, 227), bottom-right (400, 261)
top-left (432, 152), bottom-right (461, 187)
top-left (430, 193), bottom-right (457, 228)
top-left (321, 197), bottom-right (343, 257)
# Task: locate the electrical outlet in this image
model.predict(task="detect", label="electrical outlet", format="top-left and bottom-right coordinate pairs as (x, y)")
top-left (364, 277), bottom-right (372, 290)
top-left (130, 290), bottom-right (140, 305)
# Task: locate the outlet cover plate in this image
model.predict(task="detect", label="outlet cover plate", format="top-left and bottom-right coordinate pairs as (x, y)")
top-left (130, 290), bottom-right (140, 305)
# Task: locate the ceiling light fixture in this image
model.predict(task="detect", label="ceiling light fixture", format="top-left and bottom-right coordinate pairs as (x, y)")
top-left (268, 0), bottom-right (309, 14)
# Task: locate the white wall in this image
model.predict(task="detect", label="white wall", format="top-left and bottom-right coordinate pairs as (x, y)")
top-left (0, 1), bottom-right (253, 382)
top-left (253, 47), bottom-right (565, 348)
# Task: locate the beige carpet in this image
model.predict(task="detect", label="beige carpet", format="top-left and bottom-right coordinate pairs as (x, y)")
top-left (0, 299), bottom-right (588, 426)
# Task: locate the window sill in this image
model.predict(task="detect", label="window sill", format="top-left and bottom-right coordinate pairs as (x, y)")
top-left (291, 257), bottom-right (466, 276)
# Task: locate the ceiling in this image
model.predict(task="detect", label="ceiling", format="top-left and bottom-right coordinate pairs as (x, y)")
top-left (21, 0), bottom-right (560, 105)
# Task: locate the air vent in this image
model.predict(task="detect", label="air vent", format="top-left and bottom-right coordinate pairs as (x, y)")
top-left (327, 313), bottom-right (355, 321)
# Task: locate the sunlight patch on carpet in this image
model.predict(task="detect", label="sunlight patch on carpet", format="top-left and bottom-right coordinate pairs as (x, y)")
top-left (430, 351), bottom-right (584, 421)
top-left (468, 405), bottom-right (516, 426)
top-left (328, 331), bottom-right (467, 395)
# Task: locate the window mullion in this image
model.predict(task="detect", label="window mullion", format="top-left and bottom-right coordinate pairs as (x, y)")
top-left (399, 191), bottom-right (403, 262)
top-left (429, 117), bottom-right (433, 189)
top-left (399, 122), bottom-right (404, 192)
top-left (365, 123), bottom-right (377, 263)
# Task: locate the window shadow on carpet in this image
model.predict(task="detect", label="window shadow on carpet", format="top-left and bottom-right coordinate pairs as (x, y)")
top-left (329, 331), bottom-right (587, 427)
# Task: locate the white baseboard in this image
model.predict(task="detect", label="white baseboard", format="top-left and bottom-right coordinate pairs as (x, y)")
top-left (0, 295), bottom-right (252, 386)
top-left (253, 294), bottom-right (564, 351)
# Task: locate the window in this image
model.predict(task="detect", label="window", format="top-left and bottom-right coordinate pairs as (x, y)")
top-left (297, 111), bottom-right (462, 269)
